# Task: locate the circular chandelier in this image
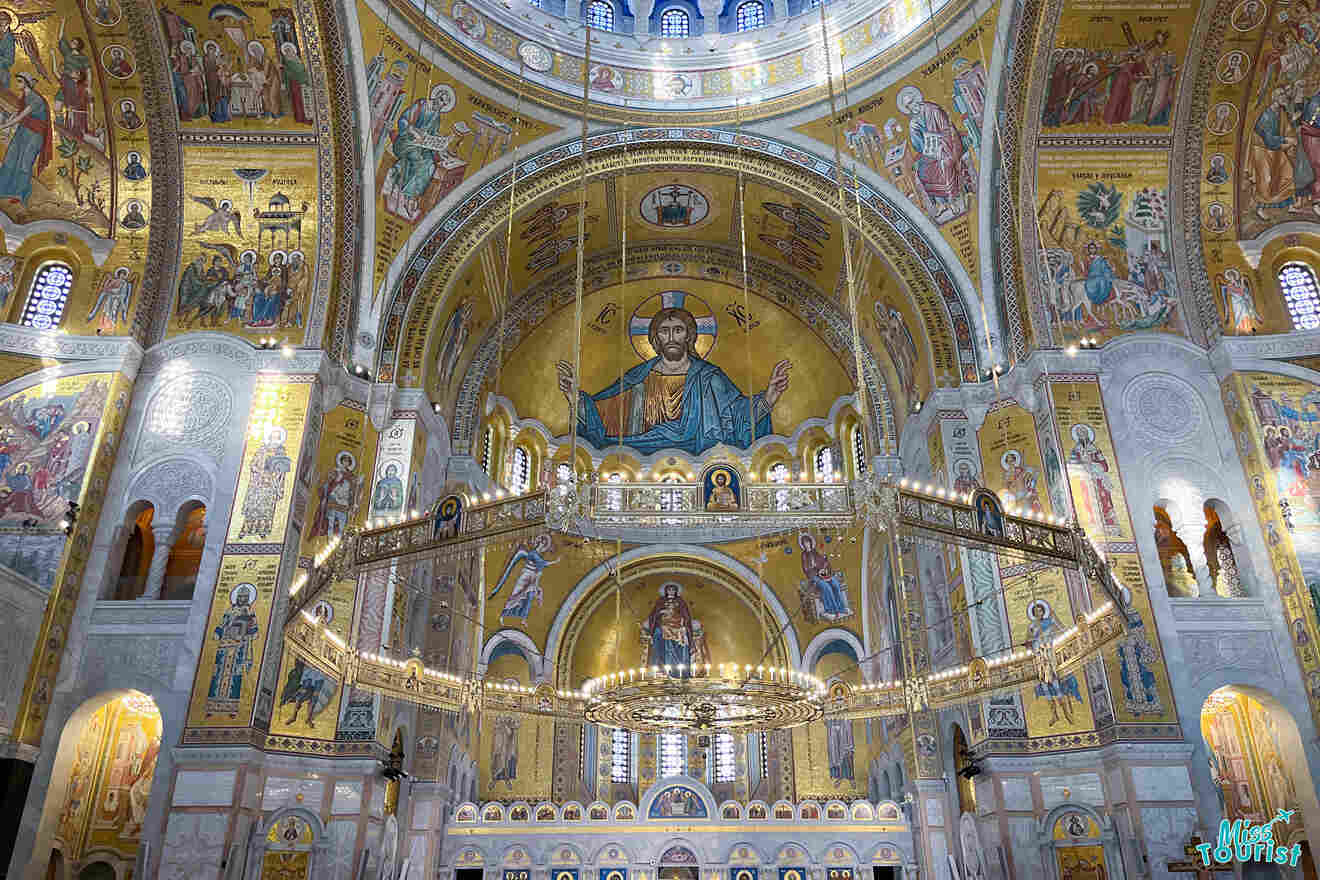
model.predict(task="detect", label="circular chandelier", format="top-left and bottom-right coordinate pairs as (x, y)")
top-left (582, 663), bottom-right (826, 733)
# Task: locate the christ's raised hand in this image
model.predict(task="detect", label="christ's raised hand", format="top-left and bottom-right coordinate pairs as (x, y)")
top-left (556, 360), bottom-right (575, 406)
top-left (765, 359), bottom-right (792, 410)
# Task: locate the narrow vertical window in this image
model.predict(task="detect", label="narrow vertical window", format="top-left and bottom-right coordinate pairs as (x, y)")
top-left (658, 731), bottom-right (686, 777)
top-left (510, 445), bottom-right (531, 493)
top-left (587, 0), bottom-right (614, 30)
top-left (1279, 262), bottom-right (1320, 330)
top-left (853, 426), bottom-right (867, 477)
top-left (815, 445), bottom-right (835, 479)
top-left (610, 728), bottom-right (631, 782)
top-left (713, 732), bottom-right (735, 783)
top-left (736, 0), bottom-right (764, 30)
top-left (481, 426), bottom-right (495, 476)
top-left (21, 261), bottom-right (73, 329)
top-left (660, 7), bottom-right (690, 35)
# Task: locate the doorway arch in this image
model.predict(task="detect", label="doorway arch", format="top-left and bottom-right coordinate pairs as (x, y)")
top-left (249, 807), bottom-right (328, 879)
top-left (1035, 803), bottom-right (1124, 880)
top-left (17, 690), bottom-right (164, 880)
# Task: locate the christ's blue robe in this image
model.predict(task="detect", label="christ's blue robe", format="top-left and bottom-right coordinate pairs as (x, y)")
top-left (576, 356), bottom-right (772, 455)
top-left (1083, 255), bottom-right (1115, 306)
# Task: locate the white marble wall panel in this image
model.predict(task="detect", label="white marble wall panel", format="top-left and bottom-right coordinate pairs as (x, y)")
top-left (1039, 773), bottom-right (1103, 808)
top-left (370, 783), bottom-right (386, 817)
top-left (1007, 817), bottom-right (1044, 879)
top-left (929, 831), bottom-right (952, 880)
top-left (241, 770), bottom-right (261, 809)
top-left (334, 780), bottom-right (363, 814)
top-left (1106, 767), bottom-right (1126, 804)
top-left (1001, 777), bottom-right (1032, 812)
top-left (406, 834), bottom-right (428, 880)
top-left (326, 819), bottom-right (359, 880)
top-left (926, 796), bottom-right (945, 827)
top-left (1131, 766), bottom-right (1194, 802)
top-left (159, 812), bottom-right (228, 880)
top-left (172, 769), bottom-right (238, 806)
top-left (413, 799), bottom-right (439, 829)
top-left (262, 776), bottom-right (325, 812)
top-left (1140, 806), bottom-right (1198, 880)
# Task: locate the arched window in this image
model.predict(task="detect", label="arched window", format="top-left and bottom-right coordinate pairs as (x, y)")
top-left (556, 462), bottom-right (572, 484)
top-left (736, 0), bottom-right (764, 30)
top-left (852, 426), bottom-right (867, 477)
top-left (510, 445), bottom-right (531, 493)
top-left (713, 732), bottom-right (735, 783)
top-left (660, 7), bottom-right (690, 36)
top-left (610, 728), bottom-right (631, 782)
top-left (481, 426), bottom-right (495, 476)
top-left (658, 731), bottom-right (687, 777)
top-left (767, 462), bottom-right (790, 483)
top-left (21, 261), bottom-right (73, 329)
top-left (1279, 262), bottom-right (1320, 330)
top-left (814, 445), bottom-right (835, 479)
top-left (587, 0), bottom-right (614, 30)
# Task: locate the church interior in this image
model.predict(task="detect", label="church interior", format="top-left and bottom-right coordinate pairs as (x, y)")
top-left (1, 0), bottom-right (1320, 875)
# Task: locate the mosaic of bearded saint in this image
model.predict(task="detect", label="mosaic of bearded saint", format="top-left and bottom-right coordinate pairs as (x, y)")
top-left (238, 425), bottom-right (292, 539)
top-left (556, 291), bottom-right (790, 455)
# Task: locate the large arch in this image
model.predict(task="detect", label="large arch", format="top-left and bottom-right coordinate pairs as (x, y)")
top-left (545, 543), bottom-right (805, 688)
top-left (376, 129), bottom-right (988, 395)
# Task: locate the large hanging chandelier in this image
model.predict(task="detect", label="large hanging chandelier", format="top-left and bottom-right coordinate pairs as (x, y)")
top-left (583, 664), bottom-right (826, 732)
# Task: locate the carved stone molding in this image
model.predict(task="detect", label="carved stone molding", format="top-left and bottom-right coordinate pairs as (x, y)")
top-left (138, 334), bottom-right (258, 375)
top-left (126, 456), bottom-right (215, 518)
top-left (0, 326), bottom-right (144, 366)
top-left (1121, 373), bottom-right (1206, 447)
top-left (1179, 630), bottom-right (1281, 686)
top-left (80, 635), bottom-right (182, 692)
top-left (88, 599), bottom-right (193, 630)
top-left (133, 371), bottom-right (234, 465)
top-left (1169, 598), bottom-right (1268, 624)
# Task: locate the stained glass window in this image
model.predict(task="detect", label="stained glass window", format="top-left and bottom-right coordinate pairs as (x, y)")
top-left (587, 0), bottom-right (614, 30)
top-left (853, 426), bottom-right (867, 476)
top-left (713, 732), bottom-right (735, 782)
top-left (658, 731), bottom-right (686, 777)
top-left (736, 0), bottom-right (764, 30)
top-left (1279, 262), bottom-right (1320, 330)
top-left (611, 728), bottom-right (631, 782)
top-left (660, 8), bottom-right (690, 35)
top-left (529, 0), bottom-right (542, 8)
top-left (768, 462), bottom-right (790, 483)
top-left (21, 261), bottom-right (73, 330)
top-left (510, 445), bottom-right (531, 493)
top-left (482, 426), bottom-right (495, 476)
top-left (815, 445), bottom-right (835, 479)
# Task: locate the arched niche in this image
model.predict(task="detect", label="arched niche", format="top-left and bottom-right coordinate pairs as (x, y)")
top-left (549, 549), bottom-right (798, 690)
top-left (1034, 803), bottom-right (1123, 880)
top-left (20, 690), bottom-right (164, 880)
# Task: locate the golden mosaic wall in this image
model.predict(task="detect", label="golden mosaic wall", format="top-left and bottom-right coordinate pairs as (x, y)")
top-left (1224, 372), bottom-right (1320, 732)
top-left (53, 693), bottom-right (162, 865)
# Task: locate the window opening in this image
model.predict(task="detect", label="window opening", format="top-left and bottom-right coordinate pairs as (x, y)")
top-left (21, 261), bottom-right (73, 329)
top-left (736, 0), bottom-right (765, 30)
top-left (1280, 262), bottom-right (1320, 330)
top-left (610, 728), bottom-right (631, 782)
top-left (660, 7), bottom-right (690, 35)
top-left (587, 0), bottom-right (615, 30)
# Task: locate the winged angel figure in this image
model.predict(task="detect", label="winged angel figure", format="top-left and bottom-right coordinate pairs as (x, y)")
top-left (191, 195), bottom-right (243, 236)
top-left (0, 9), bottom-right (54, 92)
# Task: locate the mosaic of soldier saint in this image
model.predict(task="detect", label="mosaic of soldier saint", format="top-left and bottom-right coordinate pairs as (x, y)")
top-left (556, 291), bottom-right (791, 455)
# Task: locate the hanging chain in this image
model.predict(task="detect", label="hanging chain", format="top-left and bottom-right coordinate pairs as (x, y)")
top-left (568, 21), bottom-right (592, 475)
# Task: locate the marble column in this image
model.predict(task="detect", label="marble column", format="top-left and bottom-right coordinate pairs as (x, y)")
top-left (143, 523), bottom-right (177, 600)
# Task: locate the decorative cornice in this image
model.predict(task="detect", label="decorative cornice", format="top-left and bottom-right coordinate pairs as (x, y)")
top-left (0, 327), bottom-right (144, 369)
